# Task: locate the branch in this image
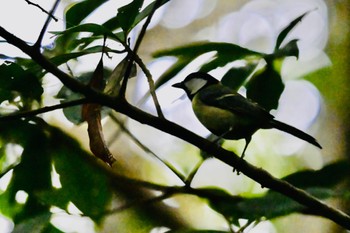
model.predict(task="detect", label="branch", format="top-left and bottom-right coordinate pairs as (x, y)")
top-left (109, 113), bottom-right (187, 183)
top-left (1, 25), bottom-right (350, 229)
top-left (120, 0), bottom-right (164, 118)
top-left (34, 0), bottom-right (61, 48)
top-left (24, 0), bottom-right (58, 22)
top-left (0, 98), bottom-right (88, 120)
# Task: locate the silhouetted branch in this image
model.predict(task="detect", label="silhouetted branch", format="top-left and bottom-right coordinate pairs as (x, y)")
top-left (0, 98), bottom-right (87, 120)
top-left (24, 0), bottom-right (58, 22)
top-left (1, 23), bottom-right (350, 230)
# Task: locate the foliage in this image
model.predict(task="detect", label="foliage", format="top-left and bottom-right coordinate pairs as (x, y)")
top-left (0, 1), bottom-right (349, 233)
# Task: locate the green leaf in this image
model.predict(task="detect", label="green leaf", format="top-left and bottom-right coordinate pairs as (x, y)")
top-left (221, 63), bottom-right (258, 91)
top-left (50, 127), bottom-right (112, 221)
top-left (282, 160), bottom-right (350, 188)
top-left (12, 212), bottom-right (51, 233)
top-left (116, 0), bottom-right (143, 33)
top-left (102, 0), bottom-right (170, 37)
top-left (51, 23), bottom-right (123, 42)
top-left (153, 41), bottom-right (262, 89)
top-left (65, 0), bottom-right (108, 28)
top-left (36, 189), bottom-right (70, 211)
top-left (50, 45), bottom-right (119, 65)
top-left (273, 39), bottom-right (299, 60)
top-left (275, 11), bottom-right (311, 51)
top-left (0, 120), bottom-right (52, 222)
top-left (246, 63), bottom-right (284, 111)
top-left (133, 0), bottom-right (170, 28)
top-left (0, 62), bottom-right (43, 105)
top-left (56, 71), bottom-right (111, 125)
top-left (154, 56), bottom-right (194, 89)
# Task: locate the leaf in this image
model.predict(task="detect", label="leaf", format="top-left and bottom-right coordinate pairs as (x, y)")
top-left (133, 0), bottom-right (170, 28)
top-left (245, 63), bottom-right (284, 111)
top-left (273, 39), bottom-right (299, 59)
top-left (50, 127), bottom-right (113, 221)
top-left (221, 63), bottom-right (258, 91)
top-left (51, 23), bottom-right (123, 42)
top-left (282, 160), bottom-right (350, 188)
top-left (12, 212), bottom-right (51, 233)
top-left (275, 11), bottom-right (311, 51)
top-left (65, 0), bottom-right (108, 28)
top-left (153, 41), bottom-right (262, 89)
top-left (56, 73), bottom-right (91, 125)
top-left (104, 57), bottom-right (130, 96)
top-left (0, 62), bottom-right (43, 105)
top-left (154, 56), bottom-right (194, 89)
top-left (0, 120), bottom-right (52, 222)
top-left (116, 0), bottom-right (143, 33)
top-left (101, 0), bottom-right (170, 37)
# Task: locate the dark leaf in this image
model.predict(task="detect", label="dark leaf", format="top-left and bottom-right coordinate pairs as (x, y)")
top-left (104, 57), bottom-right (130, 96)
top-left (154, 56), bottom-right (193, 89)
top-left (56, 73), bottom-right (91, 124)
top-left (133, 0), bottom-right (170, 28)
top-left (246, 63), bottom-right (284, 111)
top-left (221, 63), bottom-right (258, 91)
top-left (0, 120), bottom-right (52, 222)
top-left (51, 23), bottom-right (124, 42)
top-left (50, 127), bottom-right (113, 221)
top-left (101, 0), bottom-right (170, 38)
top-left (275, 11), bottom-right (311, 51)
top-left (56, 71), bottom-right (111, 125)
top-left (0, 62), bottom-right (43, 105)
top-left (282, 160), bottom-right (350, 188)
top-left (65, 0), bottom-right (108, 28)
top-left (12, 212), bottom-right (51, 233)
top-left (273, 39), bottom-right (300, 59)
top-left (116, 0), bottom-right (143, 33)
top-left (153, 41), bottom-right (262, 89)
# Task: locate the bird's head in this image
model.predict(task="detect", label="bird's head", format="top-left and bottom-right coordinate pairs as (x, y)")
top-left (172, 72), bottom-right (219, 99)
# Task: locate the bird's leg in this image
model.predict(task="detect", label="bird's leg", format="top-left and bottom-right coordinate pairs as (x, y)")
top-left (240, 136), bottom-right (251, 159)
top-left (233, 136), bottom-right (251, 174)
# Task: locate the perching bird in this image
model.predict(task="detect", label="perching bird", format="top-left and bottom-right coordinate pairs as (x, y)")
top-left (172, 72), bottom-right (322, 158)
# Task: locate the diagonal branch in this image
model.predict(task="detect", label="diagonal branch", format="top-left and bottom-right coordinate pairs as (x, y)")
top-left (0, 98), bottom-right (88, 120)
top-left (34, 0), bottom-right (61, 49)
top-left (120, 0), bottom-right (164, 118)
top-left (24, 0), bottom-right (58, 22)
top-left (1, 25), bottom-right (350, 230)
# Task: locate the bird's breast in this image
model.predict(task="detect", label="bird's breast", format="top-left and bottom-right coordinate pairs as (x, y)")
top-left (192, 96), bottom-right (259, 139)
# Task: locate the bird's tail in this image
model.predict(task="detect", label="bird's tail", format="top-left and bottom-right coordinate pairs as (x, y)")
top-left (269, 119), bottom-right (322, 149)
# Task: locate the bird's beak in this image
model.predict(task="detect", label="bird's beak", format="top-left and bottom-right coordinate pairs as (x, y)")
top-left (172, 82), bottom-right (183, 89)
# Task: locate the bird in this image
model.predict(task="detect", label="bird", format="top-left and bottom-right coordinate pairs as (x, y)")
top-left (172, 71), bottom-right (322, 159)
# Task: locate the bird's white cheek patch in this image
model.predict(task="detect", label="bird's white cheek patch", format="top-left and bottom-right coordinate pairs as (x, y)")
top-left (184, 79), bottom-right (208, 95)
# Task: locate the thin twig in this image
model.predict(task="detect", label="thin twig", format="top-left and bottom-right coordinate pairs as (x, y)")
top-left (24, 0), bottom-right (58, 22)
top-left (109, 113), bottom-right (186, 183)
top-left (0, 98), bottom-right (88, 121)
top-left (34, 0), bottom-right (61, 49)
top-left (108, 191), bottom-right (173, 214)
top-left (120, 0), bottom-right (165, 118)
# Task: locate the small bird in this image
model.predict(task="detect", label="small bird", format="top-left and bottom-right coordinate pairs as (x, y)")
top-left (172, 72), bottom-right (322, 158)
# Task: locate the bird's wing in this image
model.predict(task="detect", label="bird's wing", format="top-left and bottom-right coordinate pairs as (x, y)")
top-left (199, 85), bottom-right (273, 121)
